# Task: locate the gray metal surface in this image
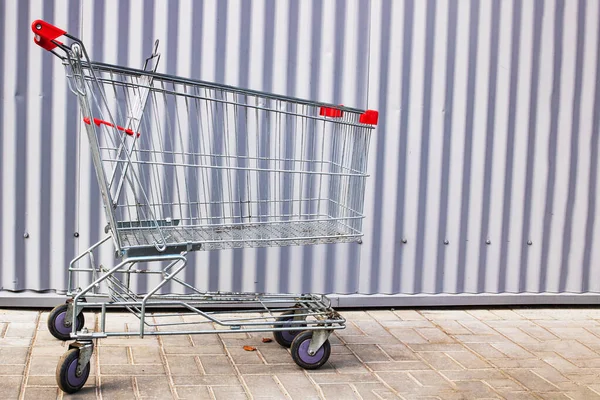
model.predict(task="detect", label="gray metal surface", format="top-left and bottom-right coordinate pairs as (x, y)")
top-left (2, 0), bottom-right (600, 304)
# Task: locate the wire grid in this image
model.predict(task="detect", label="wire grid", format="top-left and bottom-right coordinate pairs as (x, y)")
top-left (68, 63), bottom-right (374, 252)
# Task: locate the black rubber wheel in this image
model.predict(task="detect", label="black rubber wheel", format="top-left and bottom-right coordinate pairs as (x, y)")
top-left (290, 330), bottom-right (331, 370)
top-left (56, 348), bottom-right (91, 394)
top-left (273, 310), bottom-right (306, 348)
top-left (48, 304), bottom-right (85, 341)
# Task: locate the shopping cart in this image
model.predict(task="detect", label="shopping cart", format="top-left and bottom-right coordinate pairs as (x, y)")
top-left (32, 19), bottom-right (378, 393)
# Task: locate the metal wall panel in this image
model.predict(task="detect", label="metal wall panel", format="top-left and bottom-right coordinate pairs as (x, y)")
top-left (1, 0), bottom-right (600, 304)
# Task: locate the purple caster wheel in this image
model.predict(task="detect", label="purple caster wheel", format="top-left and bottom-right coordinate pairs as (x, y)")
top-left (290, 330), bottom-right (331, 370)
top-left (48, 303), bottom-right (85, 341)
top-left (273, 310), bottom-right (306, 348)
top-left (56, 348), bottom-right (91, 394)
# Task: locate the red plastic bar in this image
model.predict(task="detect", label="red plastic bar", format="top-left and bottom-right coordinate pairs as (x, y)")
top-left (359, 110), bottom-right (379, 125)
top-left (83, 117), bottom-right (140, 137)
top-left (31, 19), bottom-right (66, 51)
top-left (319, 106), bottom-right (343, 118)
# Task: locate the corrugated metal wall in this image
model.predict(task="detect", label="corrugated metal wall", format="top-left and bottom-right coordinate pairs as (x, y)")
top-left (2, 0), bottom-right (600, 303)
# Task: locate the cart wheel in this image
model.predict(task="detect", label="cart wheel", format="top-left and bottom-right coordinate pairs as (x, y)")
top-left (290, 331), bottom-right (331, 370)
top-left (273, 310), bottom-right (306, 348)
top-left (48, 304), bottom-right (85, 341)
top-left (56, 348), bottom-right (91, 394)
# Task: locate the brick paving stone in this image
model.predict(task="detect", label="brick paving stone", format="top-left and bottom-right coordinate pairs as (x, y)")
top-left (254, 347), bottom-right (295, 365)
top-left (276, 372), bottom-right (320, 399)
top-left (409, 370), bottom-right (453, 388)
top-left (490, 310), bottom-right (524, 320)
top-left (419, 352), bottom-right (464, 370)
top-left (22, 386), bottom-right (59, 399)
top-left (0, 311), bottom-right (38, 323)
top-left (393, 310), bottom-right (427, 321)
top-left (494, 327), bottom-right (541, 344)
top-left (562, 387), bottom-right (600, 400)
top-left (407, 343), bottom-right (465, 352)
top-left (4, 323), bottom-right (36, 338)
top-left (335, 322), bottom-right (364, 336)
top-left (348, 344), bottom-right (391, 362)
top-left (329, 354), bottom-right (371, 374)
top-left (172, 375), bottom-right (241, 386)
top-left (536, 393), bottom-right (572, 400)
top-left (164, 344), bottom-right (225, 356)
top-left (212, 385), bottom-right (249, 400)
top-left (415, 328), bottom-right (456, 344)
top-left (460, 320), bottom-right (498, 335)
top-left (330, 344), bottom-right (354, 355)
top-left (452, 380), bottom-right (500, 398)
top-left (379, 343), bottom-right (419, 360)
top-left (237, 364), bottom-right (301, 375)
top-left (491, 342), bottom-right (536, 359)
top-left (0, 346), bottom-right (29, 363)
top-left (465, 343), bottom-right (509, 359)
top-left (0, 337), bottom-right (33, 347)
top-left (165, 355), bottom-right (201, 375)
top-left (29, 356), bottom-right (60, 376)
top-left (389, 328), bottom-right (428, 344)
top-left (539, 340), bottom-right (599, 360)
top-left (226, 347), bottom-right (264, 364)
top-left (310, 372), bottom-right (379, 384)
top-left (366, 360), bottom-right (431, 371)
top-left (319, 383), bottom-right (360, 399)
top-left (420, 311), bottom-right (475, 321)
top-left (367, 310), bottom-right (400, 321)
top-left (343, 311), bottom-right (375, 321)
top-left (175, 386), bottom-right (212, 399)
top-left (100, 376), bottom-right (136, 400)
top-left (100, 364), bottom-right (165, 376)
top-left (440, 369), bottom-right (507, 382)
top-left (447, 351), bottom-right (492, 369)
top-left (371, 371), bottom-right (422, 392)
top-left (353, 321), bottom-right (395, 338)
top-left (376, 319), bottom-right (435, 329)
top-left (131, 346), bottom-right (162, 365)
top-left (549, 327), bottom-right (600, 344)
top-left (99, 346), bottom-right (130, 365)
top-left (0, 364), bottom-right (26, 375)
top-left (493, 359), bottom-right (552, 370)
top-left (435, 320), bottom-right (472, 335)
top-left (452, 334), bottom-right (508, 343)
top-left (242, 374), bottom-right (285, 398)
top-left (467, 310), bottom-right (501, 320)
top-left (135, 375), bottom-right (173, 399)
top-left (101, 337), bottom-right (160, 347)
top-left (351, 382), bottom-right (399, 400)
top-left (513, 309), bottom-right (557, 320)
top-left (160, 335), bottom-right (193, 347)
top-left (0, 376), bottom-right (21, 399)
top-left (495, 390), bottom-right (539, 400)
top-left (197, 355), bottom-right (236, 375)
top-left (504, 369), bottom-right (559, 392)
top-left (189, 333), bottom-right (222, 346)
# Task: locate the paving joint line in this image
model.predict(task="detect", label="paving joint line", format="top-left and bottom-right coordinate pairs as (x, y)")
top-left (18, 311), bottom-right (40, 400)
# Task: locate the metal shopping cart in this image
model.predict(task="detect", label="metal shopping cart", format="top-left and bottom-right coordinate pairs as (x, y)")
top-left (32, 19), bottom-right (378, 393)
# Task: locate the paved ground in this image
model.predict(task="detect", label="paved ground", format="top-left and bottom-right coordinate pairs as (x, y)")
top-left (3, 308), bottom-right (600, 399)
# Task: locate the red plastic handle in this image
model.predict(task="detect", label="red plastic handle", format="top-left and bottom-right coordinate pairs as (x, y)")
top-left (83, 117), bottom-right (140, 137)
top-left (32, 19), bottom-right (66, 51)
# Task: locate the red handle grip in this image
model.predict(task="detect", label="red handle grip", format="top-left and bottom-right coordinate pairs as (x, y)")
top-left (32, 19), bottom-right (66, 51)
top-left (84, 117), bottom-right (140, 138)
